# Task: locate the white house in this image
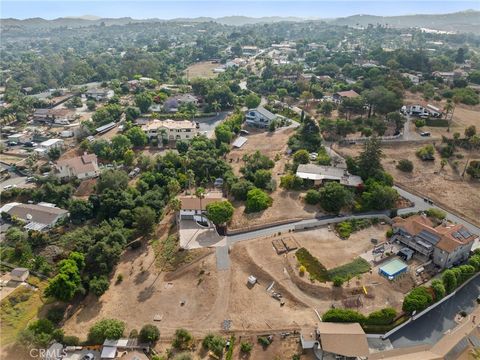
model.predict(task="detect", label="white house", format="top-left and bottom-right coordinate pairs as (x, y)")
top-left (296, 164), bottom-right (363, 187)
top-left (8, 132), bottom-right (30, 144)
top-left (245, 106), bottom-right (276, 128)
top-left (142, 119), bottom-right (198, 142)
top-left (38, 138), bottom-right (64, 151)
top-left (177, 191), bottom-right (224, 220)
top-left (55, 153), bottom-right (100, 180)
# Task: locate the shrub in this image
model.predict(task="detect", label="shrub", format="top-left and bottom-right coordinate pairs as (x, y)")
top-left (416, 145), bottom-right (435, 160)
top-left (299, 265), bottom-right (306, 276)
top-left (365, 308), bottom-right (397, 325)
top-left (280, 173), bottom-right (303, 190)
top-left (139, 324), bottom-right (160, 343)
top-left (89, 276), bottom-right (110, 297)
top-left (88, 319), bottom-right (125, 344)
top-left (258, 336), bottom-right (271, 347)
top-left (332, 276), bottom-right (344, 287)
top-left (240, 341), bottom-right (253, 354)
top-left (295, 248), bottom-right (329, 282)
top-left (442, 269), bottom-right (458, 294)
top-left (46, 306), bottom-right (65, 325)
top-left (172, 328), bottom-right (193, 350)
top-left (328, 258), bottom-right (371, 280)
top-left (426, 208), bottom-right (446, 220)
top-left (202, 334), bottom-right (226, 357)
top-left (414, 119), bottom-right (426, 128)
top-left (322, 309), bottom-right (366, 323)
top-left (230, 179), bottom-right (255, 201)
top-left (396, 159), bottom-right (413, 172)
top-left (386, 229), bottom-right (394, 238)
top-left (431, 279), bottom-right (446, 301)
top-left (245, 188), bottom-right (272, 213)
top-left (63, 335), bottom-right (80, 346)
top-left (402, 287), bottom-right (433, 313)
top-left (336, 221), bottom-right (353, 238)
top-left (305, 189), bottom-right (321, 204)
top-left (116, 274), bottom-right (123, 284)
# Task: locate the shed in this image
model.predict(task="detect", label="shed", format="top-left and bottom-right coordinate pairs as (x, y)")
top-left (100, 346), bottom-right (117, 359)
top-left (10, 268), bottom-right (29, 282)
top-left (379, 259), bottom-right (408, 279)
top-left (232, 136), bottom-right (248, 148)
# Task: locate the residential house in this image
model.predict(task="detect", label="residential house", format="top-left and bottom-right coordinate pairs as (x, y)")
top-left (332, 90), bottom-right (360, 103)
top-left (402, 103), bottom-right (443, 118)
top-left (241, 46), bottom-right (259, 56)
top-left (300, 322), bottom-right (369, 359)
top-left (163, 94), bottom-right (198, 113)
top-left (296, 164), bottom-right (363, 187)
top-left (55, 153), bottom-right (100, 180)
top-left (177, 191), bottom-right (224, 220)
top-left (32, 108), bottom-right (73, 124)
top-left (0, 202), bottom-right (69, 231)
top-left (245, 106), bottom-right (277, 128)
top-left (10, 268), bottom-right (29, 282)
top-left (7, 132), bottom-right (31, 144)
top-left (226, 58), bottom-right (246, 68)
top-left (392, 215), bottom-right (478, 268)
top-left (432, 69), bottom-right (466, 85)
top-left (402, 73), bottom-right (420, 85)
top-left (142, 119), bottom-right (198, 142)
top-left (38, 138), bottom-right (64, 151)
top-left (85, 88), bottom-right (114, 101)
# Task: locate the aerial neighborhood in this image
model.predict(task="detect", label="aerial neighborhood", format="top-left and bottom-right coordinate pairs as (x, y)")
top-left (0, 5), bottom-right (480, 360)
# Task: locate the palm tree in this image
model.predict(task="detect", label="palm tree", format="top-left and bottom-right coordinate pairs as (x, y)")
top-left (195, 187), bottom-right (206, 222)
top-left (462, 135), bottom-right (480, 177)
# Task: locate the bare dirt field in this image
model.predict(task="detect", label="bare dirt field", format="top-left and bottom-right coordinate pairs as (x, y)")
top-left (293, 225), bottom-right (390, 269)
top-left (336, 142), bottom-right (480, 226)
top-left (186, 61), bottom-right (219, 79)
top-left (228, 127), bottom-right (320, 230)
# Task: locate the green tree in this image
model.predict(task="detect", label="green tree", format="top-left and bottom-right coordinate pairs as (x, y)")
top-left (125, 126), bottom-right (148, 147)
top-left (139, 324), bottom-right (160, 343)
top-left (402, 286), bottom-right (433, 313)
top-left (240, 341), bottom-right (253, 354)
top-left (125, 106), bottom-right (141, 122)
top-left (89, 276), bottom-right (109, 297)
top-left (135, 92), bottom-right (153, 113)
top-left (244, 93), bottom-right (261, 109)
top-left (305, 189), bottom-right (321, 205)
top-left (245, 188), bottom-right (272, 213)
top-left (318, 182), bottom-right (352, 213)
top-left (356, 137), bottom-right (383, 179)
top-left (230, 179), bottom-right (254, 201)
top-left (442, 269), bottom-right (458, 294)
top-left (215, 124), bottom-right (233, 144)
top-left (431, 279), bottom-right (446, 300)
top-left (172, 328), bottom-right (193, 350)
top-left (253, 169), bottom-right (272, 189)
top-left (86, 99), bottom-right (96, 111)
top-left (206, 200), bottom-right (234, 226)
top-left (465, 125), bottom-right (477, 138)
top-left (279, 173), bottom-right (303, 190)
top-left (202, 334), bottom-right (226, 357)
top-left (96, 170), bottom-right (129, 194)
top-left (133, 206), bottom-right (157, 235)
top-left (88, 319), bottom-right (125, 344)
top-left (293, 149), bottom-right (310, 165)
top-left (68, 199), bottom-right (93, 224)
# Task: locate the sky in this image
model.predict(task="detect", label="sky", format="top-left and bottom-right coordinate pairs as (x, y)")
top-left (1, 1), bottom-right (479, 20)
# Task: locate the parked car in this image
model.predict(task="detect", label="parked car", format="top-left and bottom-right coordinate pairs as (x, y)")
top-left (129, 167), bottom-right (140, 178)
top-left (3, 184), bottom-right (16, 190)
top-left (420, 132), bottom-right (431, 137)
top-left (309, 152), bottom-right (318, 161)
top-left (239, 129), bottom-right (250, 135)
top-left (7, 141), bottom-right (18, 146)
top-left (81, 354), bottom-right (95, 360)
top-left (23, 141), bottom-right (38, 147)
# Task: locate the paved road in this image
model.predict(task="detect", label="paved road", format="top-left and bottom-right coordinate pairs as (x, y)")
top-left (394, 186), bottom-right (480, 235)
top-left (195, 111), bottom-right (230, 139)
top-left (389, 275), bottom-right (480, 347)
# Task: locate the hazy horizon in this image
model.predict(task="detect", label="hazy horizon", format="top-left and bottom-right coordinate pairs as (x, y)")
top-left (1, 1), bottom-right (479, 20)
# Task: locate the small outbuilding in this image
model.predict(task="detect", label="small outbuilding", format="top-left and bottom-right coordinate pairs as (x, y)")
top-left (10, 268), bottom-right (29, 282)
top-left (379, 259), bottom-right (408, 280)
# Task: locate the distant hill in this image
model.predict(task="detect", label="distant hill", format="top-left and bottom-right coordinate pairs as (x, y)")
top-left (1, 10), bottom-right (479, 33)
top-left (329, 10), bottom-right (480, 34)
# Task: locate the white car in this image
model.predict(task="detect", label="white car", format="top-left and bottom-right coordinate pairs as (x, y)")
top-left (309, 152), bottom-right (318, 160)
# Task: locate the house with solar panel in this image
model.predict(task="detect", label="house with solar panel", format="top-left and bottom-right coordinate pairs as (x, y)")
top-left (392, 215), bottom-right (478, 269)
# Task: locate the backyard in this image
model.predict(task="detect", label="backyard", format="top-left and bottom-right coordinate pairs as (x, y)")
top-left (185, 61), bottom-right (219, 79)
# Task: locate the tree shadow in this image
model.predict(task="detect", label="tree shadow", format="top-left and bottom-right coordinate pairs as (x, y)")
top-left (137, 271), bottom-right (162, 303)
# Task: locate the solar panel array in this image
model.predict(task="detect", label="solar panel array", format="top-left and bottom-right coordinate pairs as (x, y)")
top-left (417, 230), bottom-right (440, 245)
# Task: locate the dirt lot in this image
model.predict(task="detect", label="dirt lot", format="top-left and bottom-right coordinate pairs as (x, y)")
top-left (154, 336), bottom-right (314, 360)
top-left (186, 61), bottom-right (219, 79)
top-left (228, 126), bottom-right (320, 230)
top-left (337, 142), bottom-right (480, 226)
top-left (293, 224), bottom-right (390, 269)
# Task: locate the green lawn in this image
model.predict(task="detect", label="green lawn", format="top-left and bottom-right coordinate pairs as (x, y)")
top-left (295, 248), bottom-right (329, 282)
top-left (328, 258), bottom-right (371, 280)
